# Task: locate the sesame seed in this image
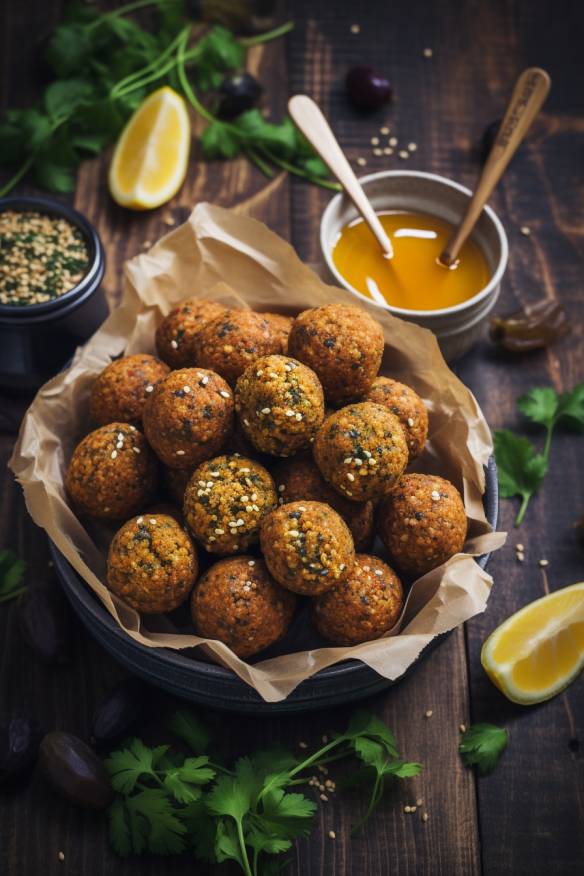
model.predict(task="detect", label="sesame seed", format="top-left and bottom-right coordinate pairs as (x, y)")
top-left (350, 23), bottom-right (360, 33)
top-left (261, 407), bottom-right (271, 415)
top-left (210, 471), bottom-right (220, 477)
top-left (520, 225), bottom-right (531, 236)
top-left (110, 450), bottom-right (117, 459)
top-left (149, 518), bottom-right (157, 525)
top-left (411, 805), bottom-right (417, 812)
top-left (371, 136), bottom-right (380, 145)
top-left (380, 126), bottom-right (390, 135)
top-left (339, 563), bottom-right (346, 571)
top-left (408, 142), bottom-right (418, 152)
top-left (132, 446), bottom-right (141, 454)
top-left (208, 536), bottom-right (216, 542)
top-left (58, 852), bottom-right (65, 862)
top-left (116, 441), bottom-right (123, 449)
top-left (431, 490), bottom-right (440, 501)
top-left (422, 812), bottom-right (429, 822)
top-left (137, 517), bottom-right (144, 524)
top-left (243, 418), bottom-right (250, 426)
top-left (374, 569), bottom-right (383, 576)
top-left (145, 384), bottom-right (154, 393)
top-left (344, 457), bottom-right (353, 464)
top-left (363, 450), bottom-right (371, 458)
top-left (416, 798), bottom-right (423, 806)
top-left (201, 375), bottom-right (209, 385)
top-left (423, 47), bottom-right (433, 57)
top-left (251, 493), bottom-right (258, 501)
top-left (286, 409), bottom-right (294, 417)
top-left (285, 363), bottom-right (293, 371)
top-left (170, 340), bottom-right (178, 349)
top-left (215, 528), bottom-right (225, 535)
top-left (329, 830), bottom-right (336, 840)
top-left (299, 741), bottom-right (308, 749)
top-left (220, 390), bottom-right (230, 398)
top-left (322, 734), bottom-right (328, 743)
top-left (398, 150), bottom-right (410, 159)
top-left (288, 530), bottom-right (300, 537)
top-left (269, 371), bottom-right (279, 379)
top-left (176, 449), bottom-right (186, 456)
top-left (347, 472), bottom-right (355, 481)
top-left (459, 723), bottom-right (467, 733)
top-left (368, 458), bottom-right (376, 465)
top-left (539, 558), bottom-right (549, 567)
top-left (363, 565), bottom-right (370, 572)
top-left (278, 484), bottom-right (286, 492)
top-left (295, 412), bottom-right (303, 421)
top-left (320, 793), bottom-right (328, 801)
top-left (256, 369), bottom-right (264, 377)
top-left (236, 519), bottom-right (244, 526)
top-left (517, 552), bottom-right (525, 562)
top-left (248, 560), bottom-right (255, 566)
top-left (404, 805), bottom-right (411, 813)
top-left (389, 136), bottom-right (398, 146)
top-left (407, 417), bottom-right (415, 427)
top-left (356, 157), bottom-right (367, 166)
top-left (516, 543), bottom-right (524, 551)
top-left (223, 344), bottom-right (233, 352)
top-left (384, 147), bottom-right (394, 155)
top-left (373, 148), bottom-right (383, 156)
top-left (425, 709), bottom-right (433, 718)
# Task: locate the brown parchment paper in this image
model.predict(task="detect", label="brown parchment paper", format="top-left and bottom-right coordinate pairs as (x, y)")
top-left (9, 203), bottom-right (506, 702)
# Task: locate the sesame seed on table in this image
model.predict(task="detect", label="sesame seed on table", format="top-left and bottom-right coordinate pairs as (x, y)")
top-left (1, 1), bottom-right (583, 875)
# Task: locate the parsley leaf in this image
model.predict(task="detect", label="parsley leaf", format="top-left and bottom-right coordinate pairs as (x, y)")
top-left (0, 550), bottom-right (26, 604)
top-left (494, 430), bottom-right (547, 525)
top-left (459, 723), bottom-right (508, 776)
top-left (163, 757), bottom-right (215, 804)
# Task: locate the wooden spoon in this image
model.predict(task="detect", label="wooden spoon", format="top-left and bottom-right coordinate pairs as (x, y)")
top-left (440, 67), bottom-right (551, 266)
top-left (289, 94), bottom-right (394, 261)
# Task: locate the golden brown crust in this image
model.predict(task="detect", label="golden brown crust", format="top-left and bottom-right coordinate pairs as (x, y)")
top-left (288, 304), bottom-right (384, 405)
top-left (191, 556), bottom-right (296, 658)
top-left (143, 368), bottom-right (234, 469)
top-left (260, 500), bottom-right (355, 595)
top-left (262, 312), bottom-right (293, 354)
top-left (314, 402), bottom-right (408, 502)
top-left (65, 423), bottom-right (158, 520)
top-left (193, 310), bottom-right (281, 385)
top-left (183, 455), bottom-right (277, 555)
top-left (272, 456), bottom-right (375, 551)
top-left (377, 473), bottom-right (467, 576)
top-left (155, 299), bottom-right (229, 369)
top-left (235, 355), bottom-right (325, 457)
top-left (313, 554), bottom-right (403, 644)
top-left (363, 377), bottom-right (428, 461)
top-left (89, 354), bottom-right (170, 426)
top-left (107, 513), bottom-right (197, 613)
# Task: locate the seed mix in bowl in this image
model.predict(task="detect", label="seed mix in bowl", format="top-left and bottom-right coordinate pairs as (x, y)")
top-left (0, 210), bottom-right (90, 306)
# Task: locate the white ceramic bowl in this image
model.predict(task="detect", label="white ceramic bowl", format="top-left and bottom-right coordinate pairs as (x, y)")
top-left (320, 170), bottom-right (509, 361)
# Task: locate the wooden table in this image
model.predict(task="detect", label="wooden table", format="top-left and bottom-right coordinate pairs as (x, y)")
top-left (1, 1), bottom-right (583, 873)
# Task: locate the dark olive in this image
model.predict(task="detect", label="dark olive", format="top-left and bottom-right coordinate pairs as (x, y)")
top-left (0, 716), bottom-right (43, 785)
top-left (92, 678), bottom-right (147, 746)
top-left (39, 732), bottom-right (113, 810)
top-left (218, 72), bottom-right (263, 119)
top-left (345, 66), bottom-right (392, 111)
top-left (18, 585), bottom-right (73, 664)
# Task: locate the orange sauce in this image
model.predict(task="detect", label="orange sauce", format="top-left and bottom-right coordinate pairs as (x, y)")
top-left (332, 211), bottom-right (490, 311)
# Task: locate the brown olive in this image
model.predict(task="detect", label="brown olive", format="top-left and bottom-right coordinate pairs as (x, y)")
top-left (39, 732), bottom-right (113, 810)
top-left (0, 716), bottom-right (43, 785)
top-left (92, 678), bottom-right (147, 746)
top-left (18, 585), bottom-right (73, 664)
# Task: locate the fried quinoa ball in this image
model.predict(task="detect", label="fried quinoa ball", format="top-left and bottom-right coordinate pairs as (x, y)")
top-left (272, 456), bottom-right (375, 551)
top-left (378, 474), bottom-right (468, 577)
top-left (288, 303), bottom-right (384, 405)
top-left (314, 402), bottom-right (408, 503)
top-left (155, 298), bottom-right (228, 369)
top-left (184, 455), bottom-right (277, 555)
top-left (107, 514), bottom-right (197, 614)
top-left (193, 310), bottom-right (282, 386)
top-left (143, 368), bottom-right (234, 469)
top-left (260, 500), bottom-right (355, 595)
top-left (66, 423), bottom-right (158, 520)
top-left (363, 377), bottom-right (428, 461)
top-left (191, 556), bottom-right (296, 658)
top-left (262, 312), bottom-right (293, 354)
top-left (235, 355), bottom-right (325, 457)
top-left (89, 354), bottom-right (170, 427)
top-left (313, 554), bottom-right (403, 645)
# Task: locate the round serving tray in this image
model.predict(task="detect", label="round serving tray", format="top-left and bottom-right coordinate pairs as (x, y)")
top-left (51, 457), bottom-right (498, 714)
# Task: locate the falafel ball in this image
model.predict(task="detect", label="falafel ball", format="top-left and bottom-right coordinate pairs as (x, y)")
top-left (143, 368), bottom-right (234, 469)
top-left (235, 355), bottom-right (325, 456)
top-left (107, 513), bottom-right (197, 613)
top-left (191, 556), bottom-right (296, 658)
top-left (377, 473), bottom-right (467, 577)
top-left (89, 354), bottom-right (170, 426)
top-left (363, 376), bottom-right (428, 461)
top-left (184, 455), bottom-right (277, 555)
top-left (155, 298), bottom-right (228, 369)
top-left (288, 303), bottom-right (384, 405)
top-left (262, 312), bottom-right (293, 354)
top-left (193, 310), bottom-right (282, 385)
top-left (314, 402), bottom-right (408, 503)
top-left (273, 456), bottom-right (375, 551)
top-left (66, 423), bottom-right (158, 520)
top-left (260, 500), bottom-right (355, 595)
top-left (313, 554), bottom-right (403, 645)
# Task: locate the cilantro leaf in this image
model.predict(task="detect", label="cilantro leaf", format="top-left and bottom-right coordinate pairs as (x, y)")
top-left (206, 757), bottom-right (255, 820)
top-left (104, 738), bottom-right (169, 794)
top-left (556, 382), bottom-right (584, 431)
top-left (517, 386), bottom-right (559, 427)
top-left (345, 709), bottom-right (399, 757)
top-left (201, 121), bottom-right (242, 159)
top-left (168, 710), bottom-right (210, 754)
top-left (44, 79), bottom-right (94, 119)
top-left (459, 723), bottom-right (508, 776)
top-left (215, 818), bottom-right (245, 867)
top-left (178, 799), bottom-right (218, 863)
top-left (108, 790), bottom-right (187, 857)
top-left (163, 771), bottom-right (203, 804)
top-left (259, 788), bottom-right (316, 837)
top-left (494, 430), bottom-right (547, 525)
top-left (163, 756), bottom-right (215, 803)
top-left (0, 550), bottom-right (26, 604)
top-left (45, 23), bottom-right (93, 77)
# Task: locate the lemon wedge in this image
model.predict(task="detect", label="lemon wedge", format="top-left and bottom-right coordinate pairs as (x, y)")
top-left (481, 582), bottom-right (584, 705)
top-left (108, 87), bottom-right (190, 210)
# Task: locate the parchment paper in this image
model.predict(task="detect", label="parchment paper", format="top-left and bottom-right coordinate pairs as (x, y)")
top-left (9, 203), bottom-right (506, 702)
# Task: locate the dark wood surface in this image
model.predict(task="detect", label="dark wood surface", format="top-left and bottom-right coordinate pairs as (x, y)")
top-left (1, 1), bottom-right (583, 874)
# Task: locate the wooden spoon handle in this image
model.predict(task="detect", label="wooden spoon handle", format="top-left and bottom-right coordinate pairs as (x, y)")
top-left (288, 94), bottom-right (394, 258)
top-left (441, 67), bottom-right (551, 266)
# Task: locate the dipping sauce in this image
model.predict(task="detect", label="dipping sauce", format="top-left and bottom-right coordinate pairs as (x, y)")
top-left (332, 211), bottom-right (490, 311)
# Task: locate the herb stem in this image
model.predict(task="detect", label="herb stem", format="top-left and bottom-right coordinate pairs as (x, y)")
top-left (176, 31), bottom-right (217, 125)
top-left (515, 493), bottom-right (531, 526)
top-left (110, 28), bottom-right (187, 99)
top-left (0, 586), bottom-right (27, 605)
top-left (543, 422), bottom-right (554, 462)
top-left (260, 146), bottom-right (341, 191)
top-left (236, 819), bottom-right (254, 876)
top-left (245, 147), bottom-right (275, 177)
top-left (239, 21), bottom-right (294, 47)
top-left (0, 154), bottom-right (35, 199)
top-left (86, 0), bottom-right (175, 32)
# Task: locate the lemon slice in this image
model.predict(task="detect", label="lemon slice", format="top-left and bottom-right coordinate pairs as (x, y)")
top-left (108, 87), bottom-right (191, 210)
top-left (481, 582), bottom-right (584, 705)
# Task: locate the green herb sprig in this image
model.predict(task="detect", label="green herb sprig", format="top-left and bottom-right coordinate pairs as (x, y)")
top-left (494, 381), bottom-right (584, 525)
top-left (459, 723), bottom-right (508, 776)
top-left (0, 550), bottom-right (26, 604)
top-left (105, 709), bottom-right (421, 875)
top-left (0, 1), bottom-right (336, 198)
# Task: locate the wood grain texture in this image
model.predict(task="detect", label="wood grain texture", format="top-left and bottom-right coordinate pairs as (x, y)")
top-left (1, 0), bottom-right (583, 874)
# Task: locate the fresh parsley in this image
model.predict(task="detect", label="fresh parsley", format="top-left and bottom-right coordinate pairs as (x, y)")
top-left (0, 2), bottom-right (335, 198)
top-left (104, 708), bottom-right (421, 875)
top-left (495, 381), bottom-right (584, 525)
top-left (459, 723), bottom-right (508, 776)
top-left (0, 550), bottom-right (26, 604)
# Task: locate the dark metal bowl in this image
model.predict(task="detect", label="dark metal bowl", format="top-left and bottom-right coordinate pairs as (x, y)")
top-left (51, 457), bottom-right (498, 714)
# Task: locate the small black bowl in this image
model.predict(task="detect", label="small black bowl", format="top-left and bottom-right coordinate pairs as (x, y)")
top-left (51, 458), bottom-right (499, 714)
top-left (0, 196), bottom-right (108, 392)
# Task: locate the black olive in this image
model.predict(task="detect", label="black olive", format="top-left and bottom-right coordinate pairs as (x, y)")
top-left (39, 732), bottom-right (114, 810)
top-left (92, 678), bottom-right (147, 747)
top-left (0, 716), bottom-right (43, 785)
top-left (18, 585), bottom-right (74, 664)
top-left (218, 72), bottom-right (263, 119)
top-left (345, 66), bottom-right (392, 111)
top-left (481, 119), bottom-right (502, 162)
